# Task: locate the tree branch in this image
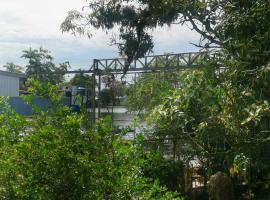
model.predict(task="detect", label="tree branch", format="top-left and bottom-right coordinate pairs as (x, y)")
top-left (186, 13), bottom-right (222, 46)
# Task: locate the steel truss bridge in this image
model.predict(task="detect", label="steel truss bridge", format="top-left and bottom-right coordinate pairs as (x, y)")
top-left (66, 51), bottom-right (220, 74)
top-left (64, 51), bottom-right (221, 123)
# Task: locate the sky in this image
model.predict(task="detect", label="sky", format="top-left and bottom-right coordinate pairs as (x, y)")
top-left (0, 0), bottom-right (200, 71)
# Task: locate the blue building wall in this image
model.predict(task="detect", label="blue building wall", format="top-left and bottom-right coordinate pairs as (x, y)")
top-left (8, 97), bottom-right (70, 116)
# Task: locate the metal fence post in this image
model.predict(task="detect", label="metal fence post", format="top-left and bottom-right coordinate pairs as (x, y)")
top-left (92, 59), bottom-right (97, 124)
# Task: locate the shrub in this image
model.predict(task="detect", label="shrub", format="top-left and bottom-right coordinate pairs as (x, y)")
top-left (142, 152), bottom-right (185, 193)
top-left (0, 81), bottom-right (183, 200)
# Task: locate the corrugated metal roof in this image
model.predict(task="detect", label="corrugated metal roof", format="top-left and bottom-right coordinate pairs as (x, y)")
top-left (0, 70), bottom-right (26, 78)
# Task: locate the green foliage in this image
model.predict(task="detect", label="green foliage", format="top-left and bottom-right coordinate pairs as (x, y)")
top-left (0, 97), bottom-right (27, 146)
top-left (69, 73), bottom-right (94, 92)
top-left (233, 154), bottom-right (250, 173)
top-left (99, 74), bottom-right (126, 107)
top-left (69, 73), bottom-right (95, 106)
top-left (99, 88), bottom-right (113, 107)
top-left (61, 0), bottom-right (221, 62)
top-left (61, 1), bottom-right (270, 198)
top-left (0, 81), bottom-right (183, 200)
top-left (126, 72), bottom-right (176, 113)
top-left (221, 0), bottom-right (270, 67)
top-left (62, 0), bottom-right (270, 66)
top-left (3, 62), bottom-right (24, 73)
top-left (22, 47), bottom-right (69, 84)
top-left (149, 66), bottom-right (270, 191)
top-left (149, 68), bottom-right (227, 170)
top-left (142, 152), bottom-right (185, 193)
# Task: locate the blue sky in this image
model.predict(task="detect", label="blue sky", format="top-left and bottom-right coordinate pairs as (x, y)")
top-left (0, 0), bottom-right (200, 71)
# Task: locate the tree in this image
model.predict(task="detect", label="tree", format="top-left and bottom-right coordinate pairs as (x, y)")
top-left (3, 62), bottom-right (25, 90)
top-left (102, 74), bottom-right (125, 105)
top-left (62, 1), bottom-right (270, 198)
top-left (149, 68), bottom-right (227, 167)
top-left (68, 73), bottom-right (96, 106)
top-left (61, 1), bottom-right (270, 69)
top-left (0, 81), bottom-right (183, 199)
top-left (69, 72), bottom-right (95, 103)
top-left (126, 72), bottom-right (175, 114)
top-left (3, 62), bottom-right (24, 73)
top-left (69, 73), bottom-right (93, 89)
top-left (125, 56), bottom-right (181, 113)
top-left (149, 66), bottom-right (270, 198)
top-left (22, 47), bottom-right (69, 84)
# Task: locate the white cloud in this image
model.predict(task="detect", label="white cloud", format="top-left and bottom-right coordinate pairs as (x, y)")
top-left (152, 25), bottom-right (200, 54)
top-left (0, 0), bottom-right (200, 70)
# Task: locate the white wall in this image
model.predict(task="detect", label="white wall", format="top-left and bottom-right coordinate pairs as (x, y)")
top-left (0, 74), bottom-right (20, 97)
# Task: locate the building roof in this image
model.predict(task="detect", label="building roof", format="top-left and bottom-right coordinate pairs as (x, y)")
top-left (0, 70), bottom-right (26, 78)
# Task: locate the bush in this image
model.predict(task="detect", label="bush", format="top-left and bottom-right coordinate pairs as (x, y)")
top-left (0, 81), bottom-right (183, 200)
top-left (142, 152), bottom-right (185, 193)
